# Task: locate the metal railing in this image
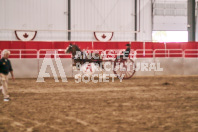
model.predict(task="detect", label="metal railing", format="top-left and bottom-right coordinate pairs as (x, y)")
top-left (153, 49), bottom-right (184, 58)
top-left (0, 49), bottom-right (198, 59)
top-left (184, 49), bottom-right (198, 57)
top-left (1, 49), bottom-right (37, 59)
top-left (38, 49), bottom-right (72, 58)
top-left (136, 49), bottom-right (154, 57)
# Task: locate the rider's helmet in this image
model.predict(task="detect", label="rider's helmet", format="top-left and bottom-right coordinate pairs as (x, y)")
top-left (126, 44), bottom-right (130, 46)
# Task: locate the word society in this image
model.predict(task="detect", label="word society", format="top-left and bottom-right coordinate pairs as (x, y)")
top-left (74, 74), bottom-right (120, 83)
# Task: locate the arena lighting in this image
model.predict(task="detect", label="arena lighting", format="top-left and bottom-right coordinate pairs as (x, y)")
top-left (152, 31), bottom-right (188, 42)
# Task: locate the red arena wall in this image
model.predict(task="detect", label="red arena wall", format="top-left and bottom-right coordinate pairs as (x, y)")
top-left (0, 41), bottom-right (198, 58)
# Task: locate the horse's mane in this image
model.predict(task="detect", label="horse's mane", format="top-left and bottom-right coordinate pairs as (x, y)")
top-left (73, 44), bottom-right (81, 51)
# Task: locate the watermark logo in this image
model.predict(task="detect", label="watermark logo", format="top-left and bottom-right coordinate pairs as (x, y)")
top-left (36, 51), bottom-right (163, 83)
top-left (36, 51), bottom-right (67, 82)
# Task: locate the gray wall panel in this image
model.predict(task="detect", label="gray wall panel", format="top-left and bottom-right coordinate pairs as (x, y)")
top-left (7, 58), bottom-right (198, 78)
top-left (183, 58), bottom-right (198, 75)
top-left (154, 58), bottom-right (184, 75)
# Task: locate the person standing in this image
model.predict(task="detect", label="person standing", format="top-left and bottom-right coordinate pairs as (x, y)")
top-left (0, 50), bottom-right (14, 101)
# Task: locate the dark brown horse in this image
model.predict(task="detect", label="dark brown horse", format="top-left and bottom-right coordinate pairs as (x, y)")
top-left (65, 44), bottom-right (103, 69)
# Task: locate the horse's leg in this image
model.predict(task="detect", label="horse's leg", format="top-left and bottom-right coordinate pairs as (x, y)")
top-left (74, 59), bottom-right (82, 70)
top-left (72, 60), bottom-right (77, 71)
top-left (74, 60), bottom-right (83, 79)
top-left (98, 60), bottom-right (105, 79)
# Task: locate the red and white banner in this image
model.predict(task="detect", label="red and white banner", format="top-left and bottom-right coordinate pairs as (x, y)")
top-left (94, 32), bottom-right (114, 42)
top-left (15, 30), bottom-right (37, 41)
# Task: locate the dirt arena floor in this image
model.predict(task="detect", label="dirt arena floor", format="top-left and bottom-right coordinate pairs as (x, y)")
top-left (0, 76), bottom-right (198, 132)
